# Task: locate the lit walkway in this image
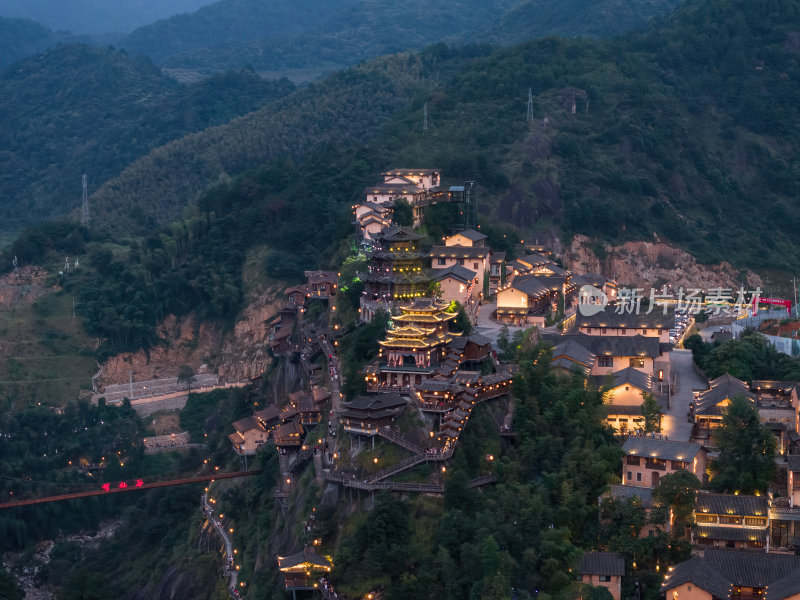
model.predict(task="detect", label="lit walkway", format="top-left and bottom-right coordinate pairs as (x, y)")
top-left (661, 350), bottom-right (707, 442)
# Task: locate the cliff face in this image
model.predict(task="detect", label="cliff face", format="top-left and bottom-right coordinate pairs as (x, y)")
top-left (98, 287), bottom-right (283, 387)
top-left (562, 234), bottom-right (764, 291)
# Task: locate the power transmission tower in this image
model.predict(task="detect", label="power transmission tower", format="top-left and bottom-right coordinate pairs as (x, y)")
top-left (80, 173), bottom-right (90, 227)
top-left (423, 102), bottom-right (428, 134)
top-left (526, 88), bottom-right (534, 122)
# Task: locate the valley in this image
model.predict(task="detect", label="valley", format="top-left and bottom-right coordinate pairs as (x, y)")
top-left (3, 0), bottom-right (800, 599)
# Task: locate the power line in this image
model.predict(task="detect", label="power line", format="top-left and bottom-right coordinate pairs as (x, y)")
top-left (527, 88), bottom-right (534, 122)
top-left (80, 173), bottom-right (90, 228)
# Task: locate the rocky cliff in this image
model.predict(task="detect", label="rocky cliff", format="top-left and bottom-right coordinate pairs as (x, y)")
top-left (562, 234), bottom-right (764, 291)
top-left (98, 287), bottom-right (283, 388)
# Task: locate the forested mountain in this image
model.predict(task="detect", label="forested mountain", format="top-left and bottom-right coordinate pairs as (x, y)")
top-left (0, 44), bottom-right (294, 227)
top-left (0, 0), bottom-right (213, 34)
top-left (82, 0), bottom-right (800, 275)
top-left (121, 0), bottom-right (356, 65)
top-left (477, 0), bottom-right (682, 43)
top-left (0, 17), bottom-right (75, 69)
top-left (87, 45), bottom-right (489, 229)
top-left (121, 0), bottom-right (677, 78)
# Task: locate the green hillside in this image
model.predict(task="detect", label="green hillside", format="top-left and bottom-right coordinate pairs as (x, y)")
top-left (121, 0), bottom-right (355, 63)
top-left (148, 0), bottom-right (517, 77)
top-left (478, 0), bottom-right (683, 43)
top-left (0, 44), bottom-right (294, 229)
top-left (88, 45), bottom-right (489, 229)
top-left (122, 0), bottom-right (679, 78)
top-left (0, 17), bottom-right (74, 69)
top-left (85, 0), bottom-right (800, 275)
top-left (0, 0), bottom-right (214, 34)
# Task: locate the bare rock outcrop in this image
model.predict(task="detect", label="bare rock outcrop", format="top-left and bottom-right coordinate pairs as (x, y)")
top-left (562, 234), bottom-right (763, 291)
top-left (98, 287), bottom-right (283, 387)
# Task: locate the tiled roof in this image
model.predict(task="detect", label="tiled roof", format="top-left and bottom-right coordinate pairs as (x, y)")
top-left (662, 555), bottom-right (732, 599)
top-left (513, 254), bottom-right (552, 269)
top-left (752, 380), bottom-right (798, 392)
top-left (552, 339), bottom-right (596, 367)
top-left (305, 270), bottom-right (338, 284)
top-left (604, 366), bottom-right (653, 392)
top-left (233, 416), bottom-right (263, 433)
top-left (788, 455), bottom-right (800, 472)
top-left (695, 525), bottom-right (767, 542)
top-left (622, 437), bottom-right (703, 461)
top-left (277, 550), bottom-right (332, 571)
top-left (510, 274), bottom-right (552, 298)
top-left (383, 168), bottom-right (440, 176)
top-left (579, 552), bottom-right (625, 576)
top-left (575, 310), bottom-right (673, 330)
top-left (551, 357), bottom-right (591, 376)
top-left (450, 228), bottom-right (487, 242)
top-left (364, 183), bottom-right (422, 194)
top-left (605, 484), bottom-right (655, 508)
top-left (767, 570), bottom-right (800, 600)
top-left (551, 333), bottom-right (662, 358)
top-left (490, 251), bottom-right (506, 263)
top-left (379, 226), bottom-right (423, 242)
top-left (272, 420), bottom-right (303, 438)
top-left (468, 333), bottom-right (492, 347)
top-left (343, 393), bottom-right (407, 411)
top-left (417, 380), bottom-right (453, 392)
top-left (254, 405), bottom-right (280, 422)
top-left (694, 374), bottom-right (755, 415)
top-left (695, 491), bottom-right (768, 517)
top-left (430, 245), bottom-right (490, 259)
top-left (662, 548), bottom-right (800, 597)
top-left (432, 264), bottom-right (477, 284)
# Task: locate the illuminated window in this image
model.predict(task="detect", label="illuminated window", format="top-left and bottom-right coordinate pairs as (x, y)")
top-left (629, 357), bottom-right (645, 368)
top-left (720, 516), bottom-right (742, 525)
top-left (696, 514), bottom-right (717, 523)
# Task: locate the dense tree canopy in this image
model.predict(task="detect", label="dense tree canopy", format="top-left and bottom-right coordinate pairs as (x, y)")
top-left (710, 395), bottom-right (776, 494)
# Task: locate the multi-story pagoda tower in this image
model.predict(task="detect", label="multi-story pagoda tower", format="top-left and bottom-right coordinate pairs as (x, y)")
top-left (362, 226), bottom-right (432, 302)
top-left (366, 299), bottom-right (458, 391)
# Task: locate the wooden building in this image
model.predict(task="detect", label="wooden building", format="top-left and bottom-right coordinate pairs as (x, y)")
top-left (430, 244), bottom-right (491, 297)
top-left (361, 226), bottom-right (432, 302)
top-left (228, 416), bottom-right (268, 456)
top-left (579, 552), bottom-right (625, 600)
top-left (273, 420), bottom-right (304, 447)
top-left (489, 251), bottom-right (506, 291)
top-left (304, 270), bottom-right (338, 299)
top-left (432, 264), bottom-right (478, 303)
top-left (621, 437), bottom-right (706, 488)
top-left (254, 404), bottom-right (281, 432)
top-left (573, 310), bottom-right (673, 343)
top-left (496, 273), bottom-right (577, 325)
top-left (692, 374), bottom-right (757, 445)
top-left (339, 393), bottom-right (407, 436)
top-left (599, 367), bottom-right (658, 434)
top-left (662, 549), bottom-right (800, 600)
top-left (367, 300), bottom-right (457, 391)
top-left (284, 285), bottom-right (307, 307)
top-left (546, 333), bottom-right (668, 378)
top-left (693, 492), bottom-right (769, 550)
top-left (447, 332), bottom-right (492, 370)
top-left (277, 548), bottom-right (332, 593)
